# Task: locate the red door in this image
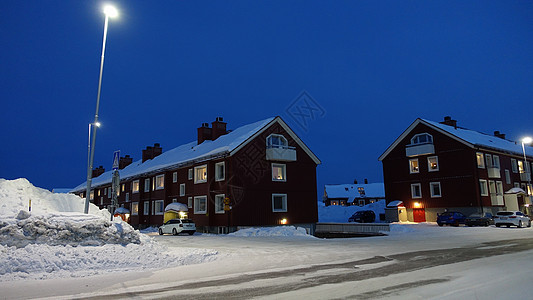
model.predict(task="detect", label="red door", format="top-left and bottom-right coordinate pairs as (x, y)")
top-left (413, 208), bottom-right (426, 222)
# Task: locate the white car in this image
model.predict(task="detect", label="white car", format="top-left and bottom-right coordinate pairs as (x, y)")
top-left (158, 219), bottom-right (196, 235)
top-left (494, 211), bottom-right (531, 228)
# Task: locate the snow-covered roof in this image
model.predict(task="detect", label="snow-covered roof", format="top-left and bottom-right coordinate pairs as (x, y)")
top-left (324, 183), bottom-right (385, 202)
top-left (165, 202), bottom-right (188, 212)
top-left (379, 118), bottom-right (533, 161)
top-left (72, 116), bottom-right (320, 192)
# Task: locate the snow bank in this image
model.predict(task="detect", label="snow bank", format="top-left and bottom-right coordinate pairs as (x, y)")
top-left (318, 199), bottom-right (386, 223)
top-left (229, 226), bottom-right (312, 237)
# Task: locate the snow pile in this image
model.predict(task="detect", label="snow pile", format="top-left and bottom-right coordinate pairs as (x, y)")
top-left (229, 226), bottom-right (312, 237)
top-left (318, 199), bottom-right (386, 223)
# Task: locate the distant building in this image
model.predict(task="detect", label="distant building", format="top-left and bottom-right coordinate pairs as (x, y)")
top-left (323, 182), bottom-right (385, 207)
top-left (379, 116), bottom-right (533, 222)
top-left (72, 116), bottom-right (321, 233)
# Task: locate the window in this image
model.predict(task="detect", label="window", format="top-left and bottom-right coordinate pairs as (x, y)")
top-left (485, 154), bottom-right (492, 168)
top-left (194, 196), bottom-right (207, 214)
top-left (98, 190), bottom-right (101, 196)
top-left (188, 169), bottom-right (193, 180)
top-left (143, 201), bottom-right (150, 215)
top-left (430, 182), bottom-right (441, 197)
top-left (108, 187), bottom-right (111, 198)
top-left (409, 159), bottom-right (419, 173)
top-left (427, 156), bottom-right (439, 172)
top-left (155, 175), bottom-right (165, 190)
top-left (514, 182), bottom-right (520, 188)
top-left (215, 162), bottom-right (225, 181)
top-left (188, 197), bottom-right (193, 208)
top-left (492, 155), bottom-right (500, 168)
top-left (476, 153), bottom-right (485, 169)
top-left (488, 180), bottom-right (496, 195)
top-left (125, 193), bottom-right (130, 202)
top-left (411, 183), bottom-right (422, 199)
top-left (215, 194), bottom-right (225, 214)
top-left (144, 179), bottom-right (150, 192)
top-left (153, 200), bottom-right (164, 215)
top-left (511, 159), bottom-right (518, 173)
top-left (267, 134), bottom-right (288, 149)
top-left (358, 200), bottom-right (365, 206)
top-left (132, 180), bottom-right (139, 193)
top-left (518, 160), bottom-right (525, 173)
top-left (479, 180), bottom-right (488, 196)
top-left (100, 197), bottom-right (103, 205)
top-left (121, 184), bottom-right (125, 192)
top-left (272, 194), bottom-right (287, 212)
top-left (194, 165), bottom-right (207, 183)
top-left (410, 133), bottom-right (433, 145)
top-left (173, 172), bottom-right (178, 183)
top-left (132, 202), bottom-right (139, 215)
top-left (505, 169), bottom-right (511, 184)
top-left (179, 183), bottom-right (185, 196)
top-left (90, 190), bottom-right (94, 201)
top-left (496, 181), bottom-right (504, 196)
top-left (172, 198), bottom-right (177, 203)
top-left (272, 163), bottom-right (286, 181)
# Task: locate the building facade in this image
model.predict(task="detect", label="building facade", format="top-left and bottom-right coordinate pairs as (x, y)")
top-left (379, 117), bottom-right (532, 222)
top-left (72, 117), bottom-right (321, 233)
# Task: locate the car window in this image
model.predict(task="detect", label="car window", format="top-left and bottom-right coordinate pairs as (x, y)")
top-left (469, 214), bottom-right (481, 218)
top-left (516, 212), bottom-right (523, 216)
top-left (182, 219), bottom-right (193, 223)
top-left (497, 212), bottom-right (513, 216)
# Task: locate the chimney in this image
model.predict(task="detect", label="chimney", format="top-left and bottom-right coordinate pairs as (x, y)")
top-left (197, 122), bottom-right (212, 145)
top-left (439, 116), bottom-right (457, 129)
top-left (211, 117), bottom-right (228, 140)
top-left (493, 131), bottom-right (506, 139)
top-left (353, 179), bottom-right (358, 184)
top-left (92, 166), bottom-right (105, 178)
top-left (364, 178), bottom-right (368, 184)
top-left (142, 143), bottom-right (163, 163)
top-left (119, 155), bottom-right (133, 169)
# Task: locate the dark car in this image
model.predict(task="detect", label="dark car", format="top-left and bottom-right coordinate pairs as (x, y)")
top-left (465, 213), bottom-right (494, 227)
top-left (348, 210), bottom-right (376, 223)
top-left (436, 211), bottom-right (466, 226)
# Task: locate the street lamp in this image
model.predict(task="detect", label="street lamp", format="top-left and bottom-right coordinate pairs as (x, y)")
top-left (522, 137), bottom-right (532, 197)
top-left (84, 5), bottom-right (118, 214)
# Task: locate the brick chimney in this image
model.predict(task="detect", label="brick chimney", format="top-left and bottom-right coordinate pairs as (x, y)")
top-left (142, 143), bottom-right (163, 163)
top-left (119, 155), bottom-right (133, 169)
top-left (494, 131), bottom-right (506, 139)
top-left (92, 166), bottom-right (105, 178)
top-left (197, 123), bottom-right (212, 145)
top-left (211, 117), bottom-right (228, 140)
top-left (440, 116), bottom-right (457, 129)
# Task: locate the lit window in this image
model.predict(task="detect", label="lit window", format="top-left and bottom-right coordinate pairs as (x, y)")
top-left (194, 165), bottom-right (207, 183)
top-left (272, 163), bottom-right (286, 181)
top-left (215, 162), bottom-right (225, 181)
top-left (194, 196), bottom-right (207, 214)
top-left (410, 133), bottom-right (433, 145)
top-left (179, 184), bottom-right (185, 196)
top-left (272, 194), bottom-right (287, 212)
top-left (132, 202), bottom-right (139, 215)
top-left (267, 134), bottom-right (288, 149)
top-left (215, 194), bottom-right (225, 214)
top-left (427, 156), bottom-right (439, 172)
top-left (143, 201), bottom-right (150, 215)
top-left (132, 180), bottom-right (139, 193)
top-left (90, 190), bottom-right (94, 201)
top-left (173, 172), bottom-right (178, 183)
top-left (155, 175), bottom-right (165, 190)
top-left (409, 159), bottom-right (419, 173)
top-left (479, 179), bottom-right (488, 196)
top-left (121, 184), bottom-right (125, 192)
top-left (476, 153), bottom-right (485, 169)
top-left (144, 179), bottom-right (150, 192)
top-left (430, 182), bottom-right (441, 197)
top-left (411, 183), bottom-right (421, 199)
top-left (154, 200), bottom-right (164, 215)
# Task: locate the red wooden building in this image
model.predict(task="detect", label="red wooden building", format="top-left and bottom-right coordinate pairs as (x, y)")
top-left (379, 116), bottom-right (532, 222)
top-left (72, 117), bottom-right (321, 233)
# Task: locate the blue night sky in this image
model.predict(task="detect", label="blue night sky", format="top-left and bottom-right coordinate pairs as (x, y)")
top-left (1, 1), bottom-right (532, 193)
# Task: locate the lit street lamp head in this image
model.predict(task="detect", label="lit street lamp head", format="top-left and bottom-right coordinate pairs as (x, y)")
top-left (523, 137), bottom-right (533, 145)
top-left (103, 5), bottom-right (118, 18)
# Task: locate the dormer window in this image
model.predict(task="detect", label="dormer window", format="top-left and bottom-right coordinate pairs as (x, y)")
top-left (410, 133), bottom-right (433, 145)
top-left (267, 134), bottom-right (288, 149)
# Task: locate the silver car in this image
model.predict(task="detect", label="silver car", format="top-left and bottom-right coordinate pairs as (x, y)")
top-left (494, 211), bottom-right (531, 228)
top-left (158, 219), bottom-right (196, 235)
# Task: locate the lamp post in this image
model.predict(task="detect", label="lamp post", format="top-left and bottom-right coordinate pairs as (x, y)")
top-left (522, 137), bottom-right (532, 197)
top-left (84, 5), bottom-right (119, 214)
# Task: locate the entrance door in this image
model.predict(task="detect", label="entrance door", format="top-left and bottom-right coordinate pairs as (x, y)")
top-left (413, 208), bottom-right (426, 222)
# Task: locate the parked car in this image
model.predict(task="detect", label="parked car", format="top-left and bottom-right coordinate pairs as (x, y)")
top-left (494, 211), bottom-right (531, 228)
top-left (436, 211), bottom-right (466, 226)
top-left (348, 210), bottom-right (375, 223)
top-left (159, 219), bottom-right (196, 235)
top-left (465, 213), bottom-right (494, 227)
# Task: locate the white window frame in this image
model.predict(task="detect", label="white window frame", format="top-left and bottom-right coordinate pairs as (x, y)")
top-left (411, 183), bottom-right (422, 199)
top-left (272, 163), bottom-right (287, 182)
top-left (272, 193), bottom-right (288, 212)
top-left (108, 187), bottom-right (111, 198)
top-left (144, 179), bottom-right (150, 192)
top-left (215, 194), bottom-right (225, 214)
top-left (492, 155), bottom-right (500, 169)
top-left (173, 172), bottom-right (178, 183)
top-left (427, 156), bottom-right (439, 172)
top-left (188, 196), bottom-right (193, 208)
top-left (479, 179), bottom-right (488, 196)
top-left (505, 169), bottom-right (511, 184)
top-left (194, 196), bottom-right (207, 214)
top-left (409, 159), bottom-right (419, 174)
top-left (172, 198), bottom-right (178, 203)
top-left (188, 168), bottom-right (193, 180)
top-left (100, 196), bottom-right (103, 205)
top-left (132, 180), bottom-right (139, 193)
top-left (215, 162), bottom-right (225, 181)
top-left (476, 153), bottom-right (485, 169)
top-left (266, 134), bottom-right (288, 149)
top-left (179, 183), bottom-right (185, 196)
top-left (153, 200), bottom-right (164, 215)
top-left (194, 165), bottom-right (208, 184)
top-left (429, 182), bottom-right (441, 198)
top-left (485, 154), bottom-right (492, 168)
top-left (155, 175), bottom-right (165, 190)
top-left (143, 201), bottom-right (150, 216)
top-left (125, 192), bottom-right (130, 202)
top-left (410, 133), bottom-right (433, 145)
top-left (131, 202), bottom-right (139, 215)
top-left (511, 158), bottom-right (518, 173)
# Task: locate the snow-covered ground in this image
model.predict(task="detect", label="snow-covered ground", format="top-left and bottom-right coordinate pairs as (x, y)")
top-left (1, 178), bottom-right (533, 299)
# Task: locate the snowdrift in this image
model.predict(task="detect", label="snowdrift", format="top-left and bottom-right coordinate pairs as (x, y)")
top-left (229, 226), bottom-right (313, 237)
